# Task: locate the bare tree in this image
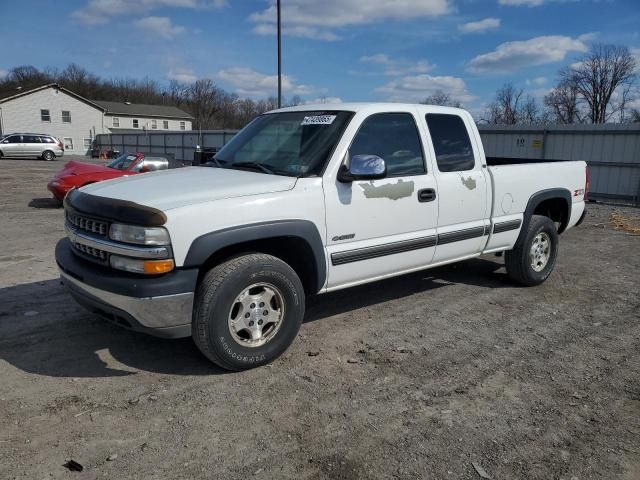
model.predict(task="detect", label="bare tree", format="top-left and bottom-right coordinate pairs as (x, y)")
top-left (0, 63), bottom-right (314, 128)
top-left (484, 83), bottom-right (523, 124)
top-left (187, 79), bottom-right (224, 130)
top-left (544, 78), bottom-right (583, 124)
top-left (561, 44), bottom-right (636, 123)
top-left (289, 95), bottom-right (303, 106)
top-left (421, 90), bottom-right (462, 108)
top-left (519, 95), bottom-right (541, 124)
top-left (168, 80), bottom-right (189, 108)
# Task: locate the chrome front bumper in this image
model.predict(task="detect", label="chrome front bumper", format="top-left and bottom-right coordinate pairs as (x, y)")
top-left (60, 270), bottom-right (194, 338)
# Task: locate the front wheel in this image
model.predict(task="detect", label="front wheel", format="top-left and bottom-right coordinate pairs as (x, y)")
top-left (42, 150), bottom-right (55, 161)
top-left (192, 253), bottom-right (305, 371)
top-left (505, 215), bottom-right (559, 286)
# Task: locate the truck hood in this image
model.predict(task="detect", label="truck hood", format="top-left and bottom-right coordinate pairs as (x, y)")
top-left (80, 166), bottom-right (298, 211)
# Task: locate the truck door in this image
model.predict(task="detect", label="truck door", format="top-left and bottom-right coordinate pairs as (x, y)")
top-left (422, 113), bottom-right (490, 263)
top-left (323, 109), bottom-right (438, 289)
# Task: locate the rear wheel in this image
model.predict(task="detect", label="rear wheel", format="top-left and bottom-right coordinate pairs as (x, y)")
top-left (192, 253), bottom-right (305, 371)
top-left (505, 215), bottom-right (558, 286)
top-left (42, 150), bottom-right (55, 161)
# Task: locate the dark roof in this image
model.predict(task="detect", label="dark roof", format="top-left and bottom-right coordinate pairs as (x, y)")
top-left (91, 100), bottom-right (193, 119)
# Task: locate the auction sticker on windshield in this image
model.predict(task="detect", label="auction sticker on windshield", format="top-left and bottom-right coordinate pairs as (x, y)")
top-left (301, 115), bottom-right (336, 125)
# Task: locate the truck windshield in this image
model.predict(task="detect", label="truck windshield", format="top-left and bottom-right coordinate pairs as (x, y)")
top-left (213, 111), bottom-right (354, 177)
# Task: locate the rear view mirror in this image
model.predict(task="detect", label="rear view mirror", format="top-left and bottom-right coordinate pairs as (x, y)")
top-left (338, 154), bottom-right (386, 183)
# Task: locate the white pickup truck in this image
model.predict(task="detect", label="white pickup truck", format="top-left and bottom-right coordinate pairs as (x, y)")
top-left (56, 103), bottom-right (588, 370)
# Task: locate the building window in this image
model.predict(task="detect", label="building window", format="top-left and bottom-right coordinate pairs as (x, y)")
top-left (133, 119), bottom-right (139, 128)
top-left (151, 119), bottom-right (157, 129)
top-left (62, 111), bottom-right (71, 123)
top-left (163, 120), bottom-right (169, 129)
top-left (41, 109), bottom-right (51, 122)
top-left (113, 117), bottom-right (120, 128)
top-left (179, 121), bottom-right (186, 130)
top-left (83, 138), bottom-right (92, 150)
top-left (63, 137), bottom-right (74, 151)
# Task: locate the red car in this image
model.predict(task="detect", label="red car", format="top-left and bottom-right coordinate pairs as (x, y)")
top-left (47, 152), bottom-right (181, 201)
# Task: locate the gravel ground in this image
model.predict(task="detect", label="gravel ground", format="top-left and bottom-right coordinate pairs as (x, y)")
top-left (0, 157), bottom-right (639, 480)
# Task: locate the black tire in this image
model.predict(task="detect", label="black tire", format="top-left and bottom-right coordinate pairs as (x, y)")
top-left (42, 150), bottom-right (55, 161)
top-left (0, 150), bottom-right (3, 158)
top-left (505, 215), bottom-right (559, 286)
top-left (192, 253), bottom-right (305, 371)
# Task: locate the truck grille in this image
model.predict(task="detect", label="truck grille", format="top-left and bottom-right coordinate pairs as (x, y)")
top-left (71, 241), bottom-right (109, 264)
top-left (66, 212), bottom-right (108, 237)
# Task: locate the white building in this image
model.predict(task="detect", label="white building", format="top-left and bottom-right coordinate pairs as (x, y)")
top-left (0, 83), bottom-right (193, 154)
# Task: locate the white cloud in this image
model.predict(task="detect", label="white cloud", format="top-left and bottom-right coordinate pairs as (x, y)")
top-left (360, 54), bottom-right (434, 76)
top-left (72, 0), bottom-right (226, 25)
top-left (168, 68), bottom-right (198, 83)
top-left (0, 69), bottom-right (8, 79)
top-left (215, 67), bottom-right (313, 98)
top-left (252, 23), bottom-right (339, 41)
top-left (250, 0), bottom-right (451, 41)
top-left (458, 18), bottom-right (500, 34)
top-left (375, 73), bottom-right (474, 104)
top-left (526, 76), bottom-right (547, 87)
top-left (134, 16), bottom-right (185, 38)
top-left (498, 0), bottom-right (544, 6)
top-left (467, 35), bottom-right (588, 74)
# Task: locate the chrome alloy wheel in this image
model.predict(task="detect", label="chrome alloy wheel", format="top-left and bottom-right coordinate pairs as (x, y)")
top-left (530, 232), bottom-right (551, 272)
top-left (227, 283), bottom-right (285, 348)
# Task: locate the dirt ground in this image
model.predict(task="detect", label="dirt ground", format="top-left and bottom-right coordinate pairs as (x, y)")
top-left (0, 157), bottom-right (639, 480)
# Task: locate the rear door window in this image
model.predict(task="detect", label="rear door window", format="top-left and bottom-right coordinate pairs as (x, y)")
top-left (23, 135), bottom-right (40, 143)
top-left (425, 114), bottom-right (475, 172)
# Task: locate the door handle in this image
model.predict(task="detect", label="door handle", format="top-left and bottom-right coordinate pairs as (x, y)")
top-left (418, 188), bottom-right (436, 203)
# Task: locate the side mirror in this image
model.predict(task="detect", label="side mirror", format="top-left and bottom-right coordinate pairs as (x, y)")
top-left (337, 154), bottom-right (386, 183)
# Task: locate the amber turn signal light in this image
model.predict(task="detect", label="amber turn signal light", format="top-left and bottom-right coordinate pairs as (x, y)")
top-left (143, 259), bottom-right (175, 274)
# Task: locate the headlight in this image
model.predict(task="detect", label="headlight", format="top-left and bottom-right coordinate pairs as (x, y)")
top-left (109, 224), bottom-right (170, 245)
top-left (109, 255), bottom-right (175, 274)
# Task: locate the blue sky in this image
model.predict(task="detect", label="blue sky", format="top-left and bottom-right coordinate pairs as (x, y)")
top-left (1, 0), bottom-right (639, 116)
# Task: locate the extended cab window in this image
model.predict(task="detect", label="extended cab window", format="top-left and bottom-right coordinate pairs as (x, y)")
top-left (426, 114), bottom-right (475, 172)
top-left (349, 113), bottom-right (425, 177)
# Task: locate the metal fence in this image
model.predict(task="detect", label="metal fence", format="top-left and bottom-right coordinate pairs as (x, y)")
top-left (479, 123), bottom-right (640, 206)
top-left (95, 130), bottom-right (239, 164)
top-left (96, 123), bottom-right (640, 206)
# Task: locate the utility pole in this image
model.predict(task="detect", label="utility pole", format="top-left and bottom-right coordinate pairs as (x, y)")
top-left (277, 0), bottom-right (282, 108)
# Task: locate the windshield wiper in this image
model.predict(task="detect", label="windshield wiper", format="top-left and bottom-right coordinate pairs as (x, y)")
top-left (204, 157), bottom-right (227, 168)
top-left (229, 161), bottom-right (276, 175)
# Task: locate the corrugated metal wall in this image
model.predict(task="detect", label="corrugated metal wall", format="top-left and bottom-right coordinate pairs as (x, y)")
top-left (479, 124), bottom-right (640, 205)
top-left (97, 124), bottom-right (640, 206)
top-left (95, 130), bottom-right (239, 164)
